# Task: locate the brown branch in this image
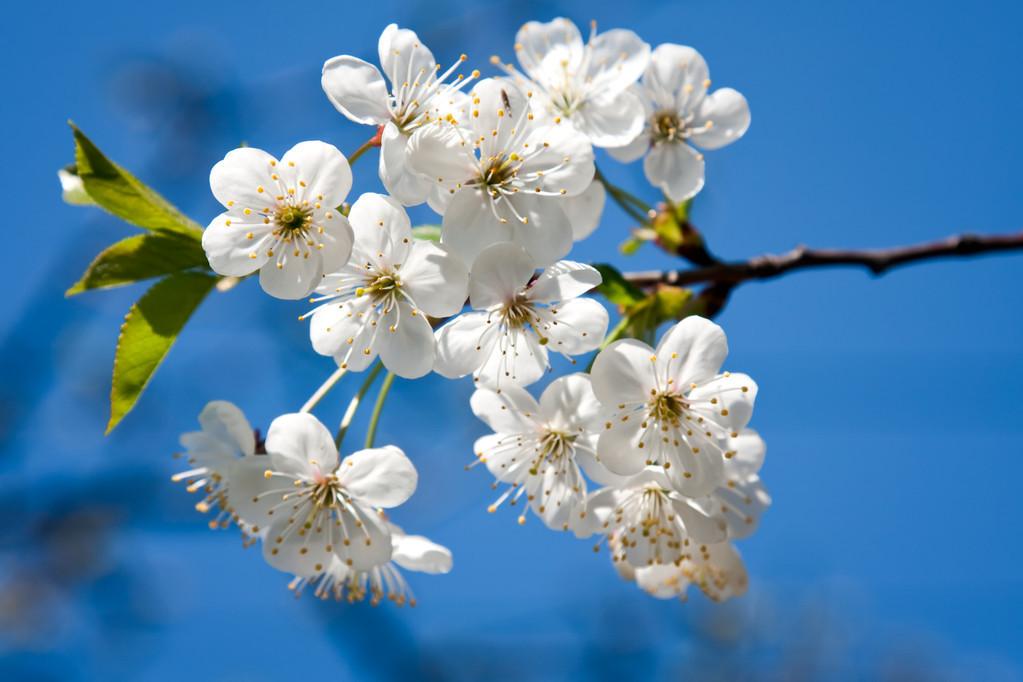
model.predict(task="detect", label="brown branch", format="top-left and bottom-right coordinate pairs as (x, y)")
top-left (623, 230), bottom-right (1023, 289)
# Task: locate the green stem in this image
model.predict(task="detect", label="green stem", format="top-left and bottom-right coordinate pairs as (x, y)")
top-left (299, 366), bottom-right (347, 413)
top-left (363, 371), bottom-right (396, 449)
top-left (594, 166), bottom-right (653, 223)
top-left (586, 315), bottom-right (631, 372)
top-left (347, 134), bottom-right (379, 166)
top-left (335, 361), bottom-right (385, 450)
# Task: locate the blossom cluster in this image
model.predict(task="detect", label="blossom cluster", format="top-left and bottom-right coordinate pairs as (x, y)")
top-left (178, 18), bottom-right (760, 606)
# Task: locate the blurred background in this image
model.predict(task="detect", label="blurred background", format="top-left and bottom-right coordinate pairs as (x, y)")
top-left (3, 0), bottom-right (1022, 679)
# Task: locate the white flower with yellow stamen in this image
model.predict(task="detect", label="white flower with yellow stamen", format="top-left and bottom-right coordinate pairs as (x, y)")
top-left (227, 413), bottom-right (417, 576)
top-left (491, 17), bottom-right (649, 148)
top-left (575, 467), bottom-right (729, 567)
top-left (470, 373), bottom-right (622, 529)
top-left (288, 522), bottom-right (452, 606)
top-left (590, 316), bottom-right (758, 496)
top-left (174, 401), bottom-right (255, 530)
top-left (203, 141), bottom-right (354, 299)
top-left (406, 78), bottom-right (595, 267)
top-left (322, 23), bottom-right (479, 206)
top-left (434, 242), bottom-right (608, 387)
top-left (609, 44), bottom-right (750, 202)
top-left (616, 538), bottom-right (749, 603)
top-left (306, 192), bottom-right (469, 379)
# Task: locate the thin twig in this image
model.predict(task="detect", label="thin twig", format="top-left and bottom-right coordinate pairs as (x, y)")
top-left (622, 230), bottom-right (1023, 289)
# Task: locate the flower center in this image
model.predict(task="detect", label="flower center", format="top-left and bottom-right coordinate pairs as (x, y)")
top-left (478, 155), bottom-right (519, 195)
top-left (529, 430), bottom-right (576, 475)
top-left (649, 391), bottom-right (688, 425)
top-left (275, 204), bottom-right (312, 236)
top-left (501, 292), bottom-right (537, 330)
top-left (653, 111), bottom-right (686, 143)
top-left (306, 475), bottom-right (347, 511)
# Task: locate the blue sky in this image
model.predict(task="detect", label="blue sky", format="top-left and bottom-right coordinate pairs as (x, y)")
top-left (2, 1), bottom-right (1023, 680)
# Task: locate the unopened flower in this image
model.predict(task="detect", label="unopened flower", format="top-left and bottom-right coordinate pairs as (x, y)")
top-left (306, 193), bottom-right (468, 378)
top-left (577, 468), bottom-right (728, 567)
top-left (227, 413), bottom-right (417, 576)
top-left (57, 167), bottom-right (94, 206)
top-left (618, 538), bottom-right (749, 602)
top-left (173, 401), bottom-right (255, 530)
top-left (590, 316), bottom-right (757, 496)
top-left (288, 522), bottom-right (452, 606)
top-left (322, 24), bottom-right (478, 205)
top-left (492, 17), bottom-right (649, 148)
top-left (471, 373), bottom-right (620, 529)
top-left (203, 141), bottom-right (354, 299)
top-left (609, 44), bottom-right (750, 202)
top-left (434, 242), bottom-right (608, 386)
top-left (407, 78), bottom-right (595, 267)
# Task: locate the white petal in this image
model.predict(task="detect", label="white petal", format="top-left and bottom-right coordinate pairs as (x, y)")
top-left (58, 169), bottom-right (93, 205)
top-left (537, 297), bottom-right (608, 355)
top-left (209, 146), bottom-right (278, 209)
top-left (471, 383), bottom-right (541, 433)
top-left (433, 312), bottom-right (495, 378)
top-left (202, 212), bottom-right (272, 277)
top-left (338, 506), bottom-right (394, 570)
top-left (475, 433), bottom-right (531, 483)
top-left (725, 428), bottom-right (766, 477)
top-left (468, 242), bottom-right (535, 309)
top-left (643, 141), bottom-right (705, 203)
top-left (400, 241), bottom-right (469, 317)
top-left (574, 88), bottom-right (646, 148)
top-left (655, 316), bottom-right (728, 386)
top-left (607, 129), bottom-right (651, 164)
top-left (538, 373), bottom-right (601, 432)
top-left (584, 29), bottom-right (650, 94)
top-left (264, 413), bottom-right (339, 477)
top-left (690, 88), bottom-right (750, 150)
top-left (379, 122), bottom-right (432, 206)
top-left (518, 122), bottom-right (595, 197)
top-left (688, 372), bottom-right (758, 433)
top-left (279, 141), bottom-right (352, 208)
top-left (378, 23), bottom-right (436, 91)
top-left (262, 510), bottom-right (337, 577)
top-left (440, 189), bottom-right (515, 267)
top-left (258, 251), bottom-right (323, 300)
top-left (376, 302), bottom-right (435, 379)
top-left (226, 456), bottom-right (281, 529)
top-left (392, 533), bottom-right (453, 574)
top-left (674, 497), bottom-right (727, 543)
top-left (348, 191), bottom-right (413, 269)
top-left (321, 55), bottom-right (392, 125)
top-left (515, 18), bottom-right (584, 87)
top-left (309, 295), bottom-right (378, 371)
top-left (590, 338), bottom-right (657, 406)
top-left (562, 179), bottom-right (606, 241)
top-left (644, 44), bottom-right (709, 113)
top-left (714, 475), bottom-right (770, 539)
top-left (406, 123), bottom-right (478, 207)
top-left (572, 487), bottom-right (623, 538)
top-left (506, 196), bottom-right (574, 267)
top-left (634, 564), bottom-right (689, 599)
top-left (596, 419), bottom-right (646, 477)
top-left (471, 79), bottom-right (533, 158)
top-left (528, 260), bottom-right (601, 303)
top-left (197, 400), bottom-right (255, 457)
top-left (474, 327), bottom-right (549, 388)
top-left (337, 445), bottom-right (418, 508)
top-left (317, 213), bottom-right (354, 275)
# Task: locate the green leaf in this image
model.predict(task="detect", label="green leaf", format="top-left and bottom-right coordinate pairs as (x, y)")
top-left (71, 123), bottom-right (202, 237)
top-left (107, 272), bottom-right (218, 433)
top-left (592, 263), bottom-right (645, 308)
top-left (411, 224), bottom-right (442, 242)
top-left (67, 232), bottom-right (210, 296)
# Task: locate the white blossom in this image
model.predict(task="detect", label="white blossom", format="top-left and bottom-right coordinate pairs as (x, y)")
top-left (173, 401), bottom-right (255, 530)
top-left (616, 538), bottom-right (749, 602)
top-left (609, 44), bottom-right (750, 202)
top-left (470, 373), bottom-right (621, 529)
top-left (288, 522), bottom-right (452, 606)
top-left (203, 141), bottom-right (354, 299)
top-left (434, 242), bottom-right (608, 387)
top-left (306, 193), bottom-right (469, 379)
top-left (407, 78), bottom-right (595, 267)
top-left (590, 316), bottom-right (757, 496)
top-left (492, 17), bottom-right (650, 148)
top-left (322, 24), bottom-right (478, 206)
top-left (227, 413), bottom-right (417, 576)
